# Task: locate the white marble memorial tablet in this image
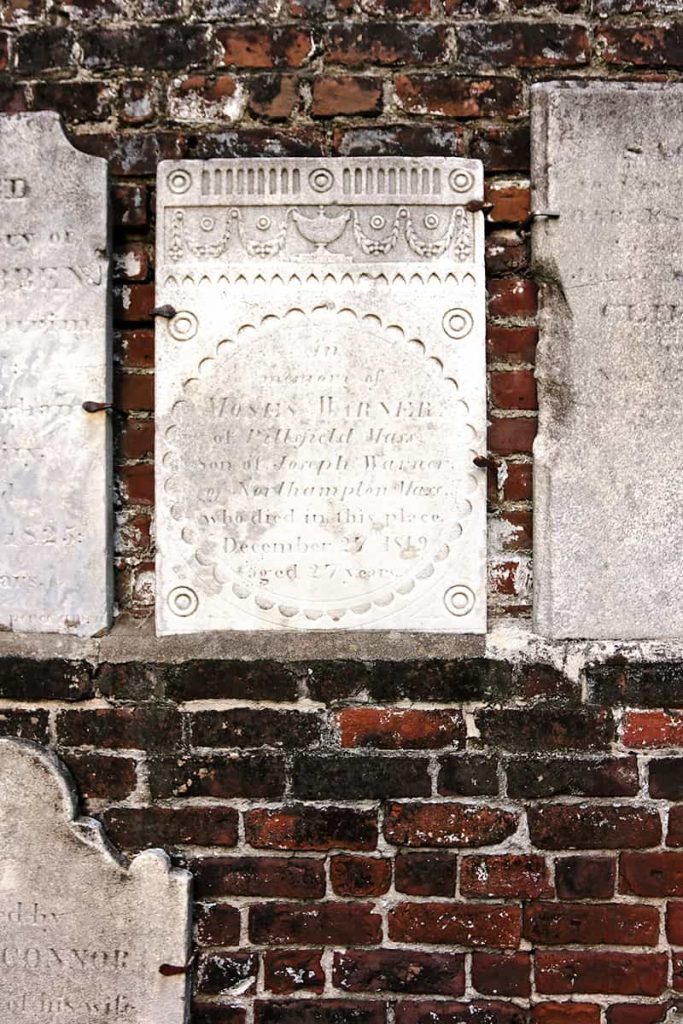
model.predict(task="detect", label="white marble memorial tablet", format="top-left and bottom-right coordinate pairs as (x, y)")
top-left (0, 739), bottom-right (191, 1024)
top-left (532, 82), bottom-right (683, 638)
top-left (156, 157), bottom-right (486, 634)
top-left (0, 113), bottom-right (112, 635)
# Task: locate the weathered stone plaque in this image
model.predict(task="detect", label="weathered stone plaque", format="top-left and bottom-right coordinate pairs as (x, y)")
top-left (0, 739), bottom-right (191, 1023)
top-left (0, 113), bottom-right (111, 636)
top-left (532, 82), bottom-right (683, 638)
top-left (156, 157), bottom-right (486, 633)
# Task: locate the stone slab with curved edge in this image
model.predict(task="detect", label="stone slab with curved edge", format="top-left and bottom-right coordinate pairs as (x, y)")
top-left (155, 157), bottom-right (487, 634)
top-left (0, 112), bottom-right (112, 636)
top-left (0, 738), bottom-right (191, 1023)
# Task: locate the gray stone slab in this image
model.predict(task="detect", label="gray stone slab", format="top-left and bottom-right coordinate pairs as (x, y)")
top-left (0, 113), bottom-right (112, 636)
top-left (155, 157), bottom-right (487, 634)
top-left (532, 82), bottom-right (683, 639)
top-left (0, 739), bottom-right (191, 1024)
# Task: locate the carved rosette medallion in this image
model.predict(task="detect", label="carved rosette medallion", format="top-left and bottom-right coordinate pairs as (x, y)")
top-left (155, 157), bottom-right (486, 633)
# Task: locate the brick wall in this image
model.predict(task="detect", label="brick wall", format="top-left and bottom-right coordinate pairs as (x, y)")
top-left (0, 654), bottom-right (681, 1024)
top-left (3, 3), bottom-right (683, 1023)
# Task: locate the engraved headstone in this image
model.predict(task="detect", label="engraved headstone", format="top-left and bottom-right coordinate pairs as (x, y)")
top-left (532, 82), bottom-right (683, 638)
top-left (0, 113), bottom-right (111, 635)
top-left (155, 157), bottom-right (486, 633)
top-left (0, 739), bottom-right (191, 1024)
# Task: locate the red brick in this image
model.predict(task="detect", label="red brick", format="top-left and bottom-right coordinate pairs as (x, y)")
top-left (61, 752), bottom-right (137, 801)
top-left (675, 953), bottom-right (683, 991)
top-left (333, 949), bottom-right (465, 996)
top-left (119, 79), bottom-right (157, 126)
top-left (80, 24), bottom-right (211, 70)
top-left (472, 953), bottom-right (531, 997)
top-left (193, 856), bottom-right (325, 899)
top-left (118, 463), bottom-right (154, 505)
top-left (472, 123), bottom-right (530, 172)
top-left (245, 806), bottom-right (377, 851)
top-left (219, 26), bottom-right (313, 68)
top-left (607, 1008), bottom-right (671, 1024)
top-left (0, 82), bottom-right (28, 113)
top-left (194, 1005), bottom-right (246, 1024)
top-left (333, 123), bottom-right (463, 157)
top-left (250, 902), bottom-right (381, 945)
top-left (151, 754), bottom-right (285, 800)
top-left (503, 462), bottom-right (532, 501)
top-left (555, 857), bottom-right (616, 900)
top-left (291, 754), bottom-right (429, 799)
top-left (394, 74), bottom-right (523, 118)
top-left (489, 279), bottom-right (538, 318)
top-left (478, 708), bottom-right (613, 752)
top-left (248, 74), bottom-right (299, 119)
top-left (117, 328), bottom-right (154, 369)
top-left (395, 853), bottom-right (457, 896)
top-left (485, 183), bottom-right (531, 225)
top-left (32, 79), bottom-right (112, 121)
top-left (489, 416), bottom-right (537, 455)
top-left (437, 756), bottom-right (499, 797)
top-left (77, 130), bottom-right (188, 177)
top-left (667, 901), bottom-right (683, 944)
top-left (532, 1005), bottom-right (601, 1024)
top-left (114, 282), bottom-right (155, 323)
top-left (112, 184), bottom-right (148, 229)
top-left (598, 25), bottom-right (683, 66)
top-left (508, 756), bottom-right (637, 799)
top-left (490, 370), bottom-right (537, 411)
top-left (57, 706), bottom-right (180, 750)
top-left (312, 76), bottom-right (383, 116)
top-left (486, 230), bottom-right (529, 276)
top-left (190, 708), bottom-right (322, 749)
top-left (622, 710), bottom-right (683, 748)
top-left (337, 708), bottom-right (464, 750)
top-left (194, 951), bottom-right (258, 998)
top-left (461, 855), bottom-right (553, 898)
top-left (102, 805), bottom-right (237, 851)
top-left (620, 852), bottom-right (683, 896)
top-left (649, 758), bottom-right (683, 799)
top-left (330, 855), bottom-right (392, 896)
top-left (115, 371), bottom-right (154, 412)
top-left (264, 950), bottom-right (324, 994)
top-left (524, 903), bottom-right (659, 946)
top-left (396, 1003), bottom-right (529, 1024)
top-left (119, 420), bottom-right (154, 461)
top-left (535, 952), bottom-right (668, 996)
top-left (113, 243), bottom-right (150, 283)
top-left (528, 805), bottom-right (661, 850)
top-left (360, 0), bottom-right (430, 12)
top-left (325, 22), bottom-right (447, 66)
top-left (14, 26), bottom-right (76, 72)
top-left (384, 802), bottom-right (518, 848)
top-left (457, 22), bottom-right (589, 67)
top-left (255, 1002), bottom-right (384, 1024)
top-left (389, 902), bottom-right (521, 948)
top-left (195, 902), bottom-right (241, 946)
top-left (0, 710), bottom-right (49, 743)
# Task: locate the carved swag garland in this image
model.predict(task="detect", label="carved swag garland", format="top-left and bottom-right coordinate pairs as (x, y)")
top-left (167, 205), bottom-right (473, 261)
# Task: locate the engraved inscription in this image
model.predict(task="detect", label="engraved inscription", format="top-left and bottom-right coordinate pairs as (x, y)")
top-left (163, 308), bottom-right (477, 622)
top-left (0, 740), bottom-right (190, 1024)
top-left (156, 156), bottom-right (487, 633)
top-left (0, 112), bottom-right (112, 634)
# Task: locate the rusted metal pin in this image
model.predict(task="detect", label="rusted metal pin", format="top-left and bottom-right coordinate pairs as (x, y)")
top-left (466, 200), bottom-right (493, 213)
top-left (152, 305), bottom-right (177, 319)
top-left (82, 401), bottom-right (112, 413)
top-left (159, 963), bottom-right (190, 976)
